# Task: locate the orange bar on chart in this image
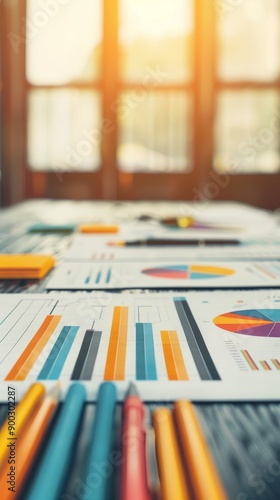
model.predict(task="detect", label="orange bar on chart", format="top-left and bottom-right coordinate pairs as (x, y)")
top-left (271, 359), bottom-right (280, 370)
top-left (104, 307), bottom-right (128, 380)
top-left (5, 316), bottom-right (61, 381)
top-left (161, 330), bottom-right (189, 380)
top-left (241, 350), bottom-right (259, 371)
top-left (260, 361), bottom-right (272, 371)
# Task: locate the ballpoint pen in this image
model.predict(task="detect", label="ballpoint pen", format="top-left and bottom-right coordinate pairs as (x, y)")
top-left (108, 238), bottom-right (240, 247)
top-left (120, 382), bottom-right (151, 500)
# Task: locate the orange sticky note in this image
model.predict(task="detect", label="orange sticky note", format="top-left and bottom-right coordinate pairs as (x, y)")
top-left (0, 254), bottom-right (55, 279)
top-left (78, 224), bottom-right (119, 234)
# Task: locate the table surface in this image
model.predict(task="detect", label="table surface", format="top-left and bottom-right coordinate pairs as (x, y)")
top-left (0, 199), bottom-right (280, 500)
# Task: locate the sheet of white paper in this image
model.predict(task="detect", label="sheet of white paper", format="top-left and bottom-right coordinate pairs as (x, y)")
top-left (64, 234), bottom-right (280, 261)
top-left (0, 291), bottom-right (279, 402)
top-left (47, 260), bottom-right (280, 290)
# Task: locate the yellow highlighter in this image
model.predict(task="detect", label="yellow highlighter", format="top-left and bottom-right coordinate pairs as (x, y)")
top-left (0, 383), bottom-right (46, 469)
top-left (153, 408), bottom-right (190, 500)
top-left (78, 224), bottom-right (119, 234)
top-left (174, 401), bottom-right (228, 500)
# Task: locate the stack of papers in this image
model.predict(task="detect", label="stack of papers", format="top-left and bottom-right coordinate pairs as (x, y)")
top-left (0, 254), bottom-right (55, 279)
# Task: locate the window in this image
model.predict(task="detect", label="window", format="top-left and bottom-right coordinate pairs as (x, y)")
top-left (215, 0), bottom-right (280, 174)
top-left (1, 0), bottom-right (280, 206)
top-left (26, 0), bottom-right (194, 176)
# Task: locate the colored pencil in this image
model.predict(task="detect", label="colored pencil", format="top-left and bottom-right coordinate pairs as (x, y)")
top-left (174, 401), bottom-right (227, 500)
top-left (120, 383), bottom-right (150, 500)
top-left (84, 382), bottom-right (117, 500)
top-left (27, 383), bottom-right (86, 500)
top-left (0, 383), bottom-right (45, 468)
top-left (146, 427), bottom-right (161, 499)
top-left (0, 385), bottom-right (60, 500)
top-left (153, 407), bottom-right (190, 500)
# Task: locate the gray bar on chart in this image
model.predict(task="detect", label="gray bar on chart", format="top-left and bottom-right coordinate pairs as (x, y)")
top-left (174, 299), bottom-right (220, 380)
top-left (71, 330), bottom-right (102, 380)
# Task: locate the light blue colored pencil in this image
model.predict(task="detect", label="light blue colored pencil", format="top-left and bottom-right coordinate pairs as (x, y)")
top-left (27, 383), bottom-right (86, 500)
top-left (84, 381), bottom-right (117, 500)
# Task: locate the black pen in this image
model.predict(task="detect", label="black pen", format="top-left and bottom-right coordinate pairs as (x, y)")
top-left (108, 238), bottom-right (240, 247)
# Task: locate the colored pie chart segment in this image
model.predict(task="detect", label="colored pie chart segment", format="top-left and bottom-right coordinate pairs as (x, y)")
top-left (142, 265), bottom-right (235, 280)
top-left (213, 309), bottom-right (280, 338)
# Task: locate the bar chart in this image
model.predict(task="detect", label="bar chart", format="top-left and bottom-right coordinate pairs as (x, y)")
top-left (184, 290), bottom-right (280, 380)
top-left (241, 350), bottom-right (280, 372)
top-left (0, 293), bottom-right (220, 386)
top-left (0, 292), bottom-right (279, 400)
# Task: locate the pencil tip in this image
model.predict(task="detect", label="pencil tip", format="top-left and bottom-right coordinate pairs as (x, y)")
top-left (126, 381), bottom-right (139, 397)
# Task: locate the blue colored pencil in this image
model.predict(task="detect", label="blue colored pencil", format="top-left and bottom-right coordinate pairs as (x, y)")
top-left (83, 382), bottom-right (117, 500)
top-left (27, 383), bottom-right (86, 500)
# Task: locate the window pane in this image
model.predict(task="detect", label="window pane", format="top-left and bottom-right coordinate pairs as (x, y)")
top-left (28, 89), bottom-right (101, 172)
top-left (218, 0), bottom-right (280, 81)
top-left (26, 0), bottom-right (102, 85)
top-left (118, 91), bottom-right (192, 172)
top-left (119, 0), bottom-right (193, 83)
top-left (214, 91), bottom-right (280, 174)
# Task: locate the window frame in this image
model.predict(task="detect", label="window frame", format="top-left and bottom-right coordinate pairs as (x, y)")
top-left (1, 0), bottom-right (280, 208)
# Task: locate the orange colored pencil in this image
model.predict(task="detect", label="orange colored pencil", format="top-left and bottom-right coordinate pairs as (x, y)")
top-left (174, 401), bottom-right (228, 500)
top-left (0, 383), bottom-right (46, 469)
top-left (0, 385), bottom-right (60, 500)
top-left (153, 408), bottom-right (190, 500)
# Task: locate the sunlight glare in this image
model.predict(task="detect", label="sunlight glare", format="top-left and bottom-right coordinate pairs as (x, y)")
top-left (120, 0), bottom-right (193, 42)
top-left (26, 0), bottom-right (102, 85)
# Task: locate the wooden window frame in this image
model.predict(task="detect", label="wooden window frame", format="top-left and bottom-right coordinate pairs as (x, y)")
top-left (1, 0), bottom-right (280, 208)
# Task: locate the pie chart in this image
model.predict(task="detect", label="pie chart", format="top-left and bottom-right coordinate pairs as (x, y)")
top-left (213, 309), bottom-right (280, 338)
top-left (142, 265), bottom-right (235, 280)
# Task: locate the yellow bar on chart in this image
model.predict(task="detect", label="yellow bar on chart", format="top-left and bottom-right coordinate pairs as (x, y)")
top-left (161, 330), bottom-right (189, 380)
top-left (5, 316), bottom-right (61, 381)
top-left (104, 307), bottom-right (128, 380)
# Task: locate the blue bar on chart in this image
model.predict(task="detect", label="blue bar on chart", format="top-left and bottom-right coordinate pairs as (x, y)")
top-left (84, 269), bottom-right (103, 285)
top-left (106, 268), bottom-right (112, 284)
top-left (136, 323), bottom-right (157, 380)
top-left (71, 329), bottom-right (102, 380)
top-left (37, 326), bottom-right (79, 380)
top-left (96, 271), bottom-right (102, 284)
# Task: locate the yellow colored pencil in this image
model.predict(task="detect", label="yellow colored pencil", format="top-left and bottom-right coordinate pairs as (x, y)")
top-left (0, 384), bottom-right (60, 500)
top-left (174, 401), bottom-right (228, 500)
top-left (0, 383), bottom-right (46, 468)
top-left (153, 408), bottom-right (190, 500)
